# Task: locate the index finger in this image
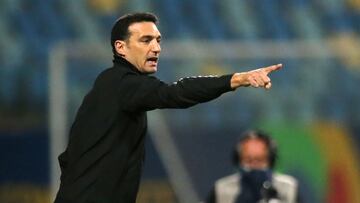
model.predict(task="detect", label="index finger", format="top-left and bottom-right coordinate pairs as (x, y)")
top-left (263, 63), bottom-right (283, 74)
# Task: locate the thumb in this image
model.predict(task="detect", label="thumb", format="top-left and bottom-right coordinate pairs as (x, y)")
top-left (265, 82), bottom-right (272, 89)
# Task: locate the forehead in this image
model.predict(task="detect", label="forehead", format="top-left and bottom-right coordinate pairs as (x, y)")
top-left (239, 139), bottom-right (268, 155)
top-left (128, 21), bottom-right (161, 37)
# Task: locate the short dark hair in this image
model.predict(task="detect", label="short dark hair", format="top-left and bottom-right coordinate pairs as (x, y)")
top-left (111, 12), bottom-right (159, 54)
top-left (232, 130), bottom-right (278, 169)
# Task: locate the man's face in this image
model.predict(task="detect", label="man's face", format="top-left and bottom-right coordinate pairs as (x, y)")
top-left (116, 22), bottom-right (161, 74)
top-left (238, 139), bottom-right (269, 170)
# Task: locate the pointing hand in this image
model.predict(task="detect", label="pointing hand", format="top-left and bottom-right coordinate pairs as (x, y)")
top-left (231, 64), bottom-right (283, 89)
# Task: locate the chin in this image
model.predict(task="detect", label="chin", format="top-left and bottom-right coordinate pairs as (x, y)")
top-left (144, 67), bottom-right (157, 74)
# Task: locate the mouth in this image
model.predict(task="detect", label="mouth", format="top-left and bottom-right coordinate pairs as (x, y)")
top-left (146, 56), bottom-right (159, 66)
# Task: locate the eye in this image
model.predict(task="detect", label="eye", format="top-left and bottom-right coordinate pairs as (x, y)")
top-left (140, 37), bottom-right (152, 43)
top-left (142, 39), bottom-right (151, 43)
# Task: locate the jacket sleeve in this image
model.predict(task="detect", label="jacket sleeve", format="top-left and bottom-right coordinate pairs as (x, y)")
top-left (118, 73), bottom-right (234, 112)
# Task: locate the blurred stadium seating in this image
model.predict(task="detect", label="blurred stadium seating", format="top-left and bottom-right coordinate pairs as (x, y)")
top-left (1, 0), bottom-right (360, 203)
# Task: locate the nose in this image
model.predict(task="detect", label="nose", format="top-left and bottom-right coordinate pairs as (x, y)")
top-left (151, 41), bottom-right (161, 54)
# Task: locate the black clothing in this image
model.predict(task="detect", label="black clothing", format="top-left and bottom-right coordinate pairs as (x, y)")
top-left (235, 169), bottom-right (272, 203)
top-left (55, 56), bottom-right (233, 203)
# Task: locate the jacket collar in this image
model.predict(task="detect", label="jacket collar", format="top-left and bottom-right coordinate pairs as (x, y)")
top-left (113, 54), bottom-right (142, 75)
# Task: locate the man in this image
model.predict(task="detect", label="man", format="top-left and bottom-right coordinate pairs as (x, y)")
top-left (206, 130), bottom-right (298, 203)
top-left (54, 12), bottom-right (283, 203)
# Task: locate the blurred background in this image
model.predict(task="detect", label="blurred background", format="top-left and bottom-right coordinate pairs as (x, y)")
top-left (1, 0), bottom-right (360, 202)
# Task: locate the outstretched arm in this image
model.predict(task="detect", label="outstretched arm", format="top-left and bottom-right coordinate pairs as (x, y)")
top-left (231, 64), bottom-right (283, 89)
top-left (118, 63), bottom-right (283, 111)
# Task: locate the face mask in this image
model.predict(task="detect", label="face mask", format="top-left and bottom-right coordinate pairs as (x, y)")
top-left (239, 167), bottom-right (272, 193)
top-left (237, 167), bottom-right (279, 202)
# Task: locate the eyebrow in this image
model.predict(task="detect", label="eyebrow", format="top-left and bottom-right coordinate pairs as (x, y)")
top-left (139, 35), bottom-right (162, 40)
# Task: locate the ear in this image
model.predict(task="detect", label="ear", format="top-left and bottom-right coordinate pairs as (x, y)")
top-left (114, 40), bottom-right (126, 56)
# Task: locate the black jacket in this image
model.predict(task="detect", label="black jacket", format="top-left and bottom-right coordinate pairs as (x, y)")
top-left (54, 56), bottom-right (233, 203)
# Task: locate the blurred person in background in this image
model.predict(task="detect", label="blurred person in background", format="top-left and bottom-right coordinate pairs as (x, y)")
top-left (54, 12), bottom-right (283, 203)
top-left (206, 130), bottom-right (299, 203)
